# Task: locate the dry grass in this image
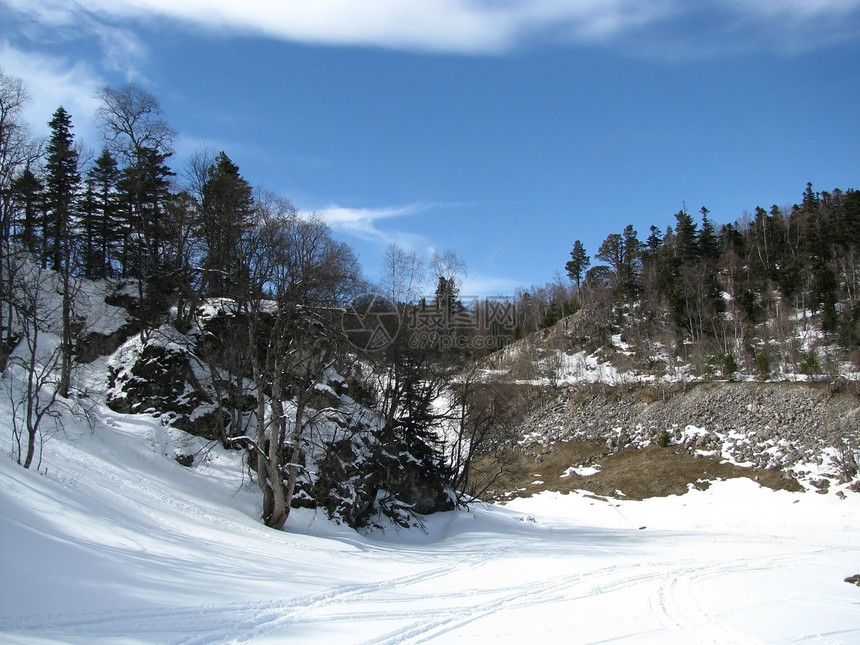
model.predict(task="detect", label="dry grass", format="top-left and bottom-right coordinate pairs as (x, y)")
top-left (473, 440), bottom-right (803, 503)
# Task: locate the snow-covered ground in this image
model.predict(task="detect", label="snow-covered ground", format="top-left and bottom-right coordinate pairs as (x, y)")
top-left (2, 386), bottom-right (860, 644)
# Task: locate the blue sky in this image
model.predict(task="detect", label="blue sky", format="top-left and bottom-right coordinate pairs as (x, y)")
top-left (2, 1), bottom-right (859, 297)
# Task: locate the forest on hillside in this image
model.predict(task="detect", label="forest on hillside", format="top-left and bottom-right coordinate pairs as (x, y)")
top-left (536, 183), bottom-right (860, 379)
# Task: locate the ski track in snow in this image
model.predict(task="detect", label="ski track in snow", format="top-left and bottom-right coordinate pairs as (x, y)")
top-left (3, 402), bottom-right (860, 644)
top-left (3, 538), bottom-right (854, 644)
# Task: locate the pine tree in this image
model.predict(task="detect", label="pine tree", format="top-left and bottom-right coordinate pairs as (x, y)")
top-left (44, 107), bottom-right (80, 273)
top-left (44, 106), bottom-right (80, 397)
top-left (564, 240), bottom-right (589, 288)
top-left (200, 151), bottom-right (254, 297)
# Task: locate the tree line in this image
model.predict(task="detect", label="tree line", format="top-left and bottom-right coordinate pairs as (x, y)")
top-left (0, 71), bottom-right (363, 477)
top-left (557, 184), bottom-right (860, 376)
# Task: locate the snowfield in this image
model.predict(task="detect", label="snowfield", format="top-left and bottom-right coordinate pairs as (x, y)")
top-left (2, 394), bottom-right (860, 644)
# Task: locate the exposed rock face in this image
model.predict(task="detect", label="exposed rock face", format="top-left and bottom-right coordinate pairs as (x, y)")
top-left (104, 322), bottom-right (454, 529)
top-left (105, 329), bottom-right (207, 417)
top-left (519, 380), bottom-right (860, 487)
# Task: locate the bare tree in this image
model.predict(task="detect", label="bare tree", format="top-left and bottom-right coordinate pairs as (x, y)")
top-left (96, 84), bottom-right (177, 326)
top-left (95, 84), bottom-right (175, 163)
top-left (0, 68), bottom-right (40, 372)
top-left (228, 208), bottom-right (361, 529)
top-left (2, 253), bottom-right (66, 468)
top-left (449, 371), bottom-right (536, 501)
top-left (380, 243), bottom-right (425, 303)
top-left (430, 249), bottom-right (466, 293)
top-left (183, 144), bottom-right (215, 201)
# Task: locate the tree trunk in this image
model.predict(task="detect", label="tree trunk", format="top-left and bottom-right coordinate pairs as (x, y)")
top-left (281, 396), bottom-right (306, 521)
top-left (263, 367), bottom-right (288, 530)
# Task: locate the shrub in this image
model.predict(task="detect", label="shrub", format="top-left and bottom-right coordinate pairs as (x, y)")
top-left (721, 354), bottom-right (739, 381)
top-left (755, 349), bottom-right (771, 381)
top-left (654, 429), bottom-right (672, 448)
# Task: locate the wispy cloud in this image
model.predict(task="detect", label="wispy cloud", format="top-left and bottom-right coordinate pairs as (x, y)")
top-left (7, 0), bottom-right (858, 57)
top-left (716, 0), bottom-right (860, 54)
top-left (90, 23), bottom-right (148, 81)
top-left (0, 41), bottom-right (104, 142)
top-left (729, 0), bottom-right (860, 20)
top-left (312, 203), bottom-right (428, 250)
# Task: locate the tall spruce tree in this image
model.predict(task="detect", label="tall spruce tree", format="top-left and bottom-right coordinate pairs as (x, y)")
top-left (44, 106), bottom-right (80, 396)
top-left (698, 207), bottom-right (720, 262)
top-left (116, 146), bottom-right (173, 279)
top-left (80, 148), bottom-right (119, 279)
top-left (673, 209), bottom-right (699, 264)
top-left (44, 107), bottom-right (79, 273)
top-left (200, 151), bottom-right (254, 297)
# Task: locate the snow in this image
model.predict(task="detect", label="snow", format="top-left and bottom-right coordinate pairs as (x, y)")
top-left (561, 464), bottom-right (601, 477)
top-left (2, 380), bottom-right (860, 645)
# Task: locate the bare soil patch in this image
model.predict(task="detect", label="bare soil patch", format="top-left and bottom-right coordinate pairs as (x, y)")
top-left (472, 440), bottom-right (803, 502)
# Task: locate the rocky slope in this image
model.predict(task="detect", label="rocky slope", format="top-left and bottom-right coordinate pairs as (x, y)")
top-left (506, 380), bottom-right (860, 497)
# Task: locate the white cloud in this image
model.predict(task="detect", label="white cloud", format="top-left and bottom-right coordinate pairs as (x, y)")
top-left (717, 0), bottom-right (860, 54)
top-left (4, 0), bottom-right (859, 56)
top-left (0, 42), bottom-right (104, 144)
top-left (729, 0), bottom-right (860, 20)
top-left (91, 23), bottom-right (148, 81)
top-left (1, 0), bottom-right (675, 54)
top-left (313, 203), bottom-right (428, 248)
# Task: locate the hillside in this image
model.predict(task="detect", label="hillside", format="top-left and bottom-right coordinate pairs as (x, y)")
top-left (467, 301), bottom-right (860, 504)
top-left (2, 357), bottom-right (860, 643)
top-left (471, 380), bottom-right (859, 502)
top-left (1, 262), bottom-right (859, 641)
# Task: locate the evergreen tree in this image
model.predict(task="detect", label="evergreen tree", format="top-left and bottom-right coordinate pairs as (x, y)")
top-left (596, 233), bottom-right (624, 279)
top-left (115, 146), bottom-right (175, 335)
top-left (621, 224), bottom-right (642, 298)
top-left (673, 209), bottom-right (698, 263)
top-left (116, 146), bottom-right (174, 278)
top-left (697, 207), bottom-right (720, 262)
top-left (720, 222), bottom-right (744, 257)
top-left (200, 151), bottom-right (254, 297)
top-left (564, 240), bottom-right (589, 288)
top-left (434, 275), bottom-right (459, 312)
top-left (43, 106), bottom-right (80, 397)
top-left (44, 106), bottom-right (79, 273)
top-left (595, 226), bottom-right (640, 298)
top-left (10, 167), bottom-right (43, 257)
top-left (80, 148), bottom-right (119, 279)
top-left (645, 225), bottom-right (663, 252)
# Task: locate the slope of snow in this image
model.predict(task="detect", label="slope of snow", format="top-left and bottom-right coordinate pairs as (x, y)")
top-left (2, 378), bottom-right (860, 643)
